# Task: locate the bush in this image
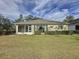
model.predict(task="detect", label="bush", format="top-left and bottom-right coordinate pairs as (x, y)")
top-left (0, 31), bottom-right (15, 35)
top-left (45, 31), bottom-right (70, 35)
top-left (68, 30), bottom-right (73, 35)
top-left (45, 31), bottom-right (57, 35)
top-left (46, 31), bottom-right (79, 35)
top-left (73, 31), bottom-right (79, 34)
top-left (35, 31), bottom-right (41, 35)
top-left (35, 31), bottom-right (79, 35)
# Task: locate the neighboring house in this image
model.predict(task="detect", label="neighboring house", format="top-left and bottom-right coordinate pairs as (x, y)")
top-left (15, 19), bottom-right (69, 35)
top-left (68, 19), bottom-right (79, 31)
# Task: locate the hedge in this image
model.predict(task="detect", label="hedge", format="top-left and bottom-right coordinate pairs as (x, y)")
top-left (45, 31), bottom-right (70, 35)
top-left (0, 31), bottom-right (15, 35)
top-left (35, 31), bottom-right (79, 35)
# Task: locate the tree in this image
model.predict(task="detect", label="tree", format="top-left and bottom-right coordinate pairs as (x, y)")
top-left (16, 15), bottom-right (42, 22)
top-left (24, 15), bottom-right (42, 21)
top-left (15, 14), bottom-right (23, 22)
top-left (24, 15), bottom-right (34, 20)
top-left (3, 18), bottom-right (13, 31)
top-left (63, 16), bottom-right (75, 24)
top-left (0, 15), bottom-right (4, 31)
top-left (0, 15), bottom-right (13, 31)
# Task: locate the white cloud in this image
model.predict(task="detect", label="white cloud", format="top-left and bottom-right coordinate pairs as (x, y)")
top-left (32, 0), bottom-right (51, 14)
top-left (74, 14), bottom-right (79, 19)
top-left (44, 9), bottom-right (70, 21)
top-left (0, 0), bottom-right (30, 17)
top-left (0, 0), bottom-right (79, 21)
top-left (32, 0), bottom-right (69, 20)
top-left (33, 0), bottom-right (79, 21)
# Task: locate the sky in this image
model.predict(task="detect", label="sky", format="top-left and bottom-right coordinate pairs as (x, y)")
top-left (0, 0), bottom-right (79, 21)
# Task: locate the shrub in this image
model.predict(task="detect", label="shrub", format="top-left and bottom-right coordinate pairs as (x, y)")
top-left (35, 31), bottom-right (41, 35)
top-left (0, 31), bottom-right (15, 35)
top-left (73, 31), bottom-right (79, 34)
top-left (35, 31), bottom-right (79, 35)
top-left (68, 30), bottom-right (73, 35)
top-left (45, 31), bottom-right (70, 35)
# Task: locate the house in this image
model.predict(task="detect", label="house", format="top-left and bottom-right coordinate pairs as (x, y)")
top-left (15, 19), bottom-right (69, 35)
top-left (68, 19), bottom-right (79, 31)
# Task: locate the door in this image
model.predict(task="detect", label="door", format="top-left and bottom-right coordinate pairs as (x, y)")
top-left (76, 25), bottom-right (79, 30)
top-left (38, 26), bottom-right (44, 32)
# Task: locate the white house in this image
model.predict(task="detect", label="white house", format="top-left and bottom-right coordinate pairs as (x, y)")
top-left (15, 19), bottom-right (79, 35)
top-left (68, 19), bottom-right (79, 31)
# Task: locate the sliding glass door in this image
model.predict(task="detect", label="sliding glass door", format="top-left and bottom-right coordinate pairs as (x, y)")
top-left (25, 25), bottom-right (32, 32)
top-left (18, 25), bottom-right (24, 32)
top-left (35, 25), bottom-right (47, 32)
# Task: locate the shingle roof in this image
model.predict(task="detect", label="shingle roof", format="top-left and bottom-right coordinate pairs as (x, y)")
top-left (69, 19), bottom-right (79, 25)
top-left (15, 19), bottom-right (62, 25)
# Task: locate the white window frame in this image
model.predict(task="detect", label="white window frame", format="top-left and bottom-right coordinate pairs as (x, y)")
top-left (28, 25), bottom-right (32, 32)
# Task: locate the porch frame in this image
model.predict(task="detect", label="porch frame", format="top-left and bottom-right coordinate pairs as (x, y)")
top-left (16, 24), bottom-right (34, 35)
top-left (16, 24), bottom-right (48, 35)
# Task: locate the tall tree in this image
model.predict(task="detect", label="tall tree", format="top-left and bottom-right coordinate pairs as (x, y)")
top-left (0, 15), bottom-right (13, 31)
top-left (15, 14), bottom-right (23, 22)
top-left (0, 15), bottom-right (4, 31)
top-left (63, 16), bottom-right (75, 24)
top-left (24, 15), bottom-right (42, 20)
top-left (24, 15), bottom-right (34, 20)
top-left (3, 18), bottom-right (13, 31)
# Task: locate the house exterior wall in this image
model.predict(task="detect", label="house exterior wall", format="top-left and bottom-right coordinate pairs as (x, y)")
top-left (34, 25), bottom-right (47, 31)
top-left (16, 24), bottom-right (70, 35)
top-left (68, 25), bottom-right (76, 31)
top-left (63, 25), bottom-right (69, 31)
top-left (48, 25), bottom-right (59, 31)
top-left (48, 25), bottom-right (68, 31)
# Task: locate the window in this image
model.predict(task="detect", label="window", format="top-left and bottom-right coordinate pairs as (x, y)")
top-left (26, 25), bottom-right (28, 32)
top-left (58, 25), bottom-right (63, 29)
top-left (49, 26), bottom-right (53, 28)
top-left (28, 25), bottom-right (32, 32)
top-left (76, 25), bottom-right (79, 30)
top-left (18, 25), bottom-right (24, 32)
top-left (25, 25), bottom-right (32, 32)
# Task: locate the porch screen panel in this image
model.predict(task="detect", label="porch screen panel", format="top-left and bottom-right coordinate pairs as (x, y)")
top-left (26, 25), bottom-right (28, 32)
top-left (18, 25), bottom-right (24, 32)
top-left (28, 25), bottom-right (32, 32)
top-left (25, 25), bottom-right (32, 32)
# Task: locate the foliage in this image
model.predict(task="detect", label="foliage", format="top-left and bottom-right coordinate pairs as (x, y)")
top-left (0, 15), bottom-right (13, 31)
top-left (68, 30), bottom-right (73, 35)
top-left (24, 15), bottom-right (42, 20)
top-left (0, 31), bottom-right (15, 35)
top-left (15, 14), bottom-right (23, 22)
top-left (45, 31), bottom-right (70, 35)
top-left (45, 31), bottom-right (78, 35)
top-left (15, 14), bottom-right (43, 22)
top-left (63, 16), bottom-right (75, 24)
top-left (0, 15), bottom-right (14, 35)
top-left (24, 15), bottom-right (34, 20)
top-left (35, 31), bottom-right (41, 35)
top-left (35, 30), bottom-right (76, 35)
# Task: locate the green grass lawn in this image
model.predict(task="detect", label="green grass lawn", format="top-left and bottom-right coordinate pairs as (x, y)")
top-left (0, 35), bottom-right (79, 59)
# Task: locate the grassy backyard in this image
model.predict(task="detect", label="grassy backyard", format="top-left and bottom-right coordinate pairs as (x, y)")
top-left (0, 35), bottom-right (79, 59)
